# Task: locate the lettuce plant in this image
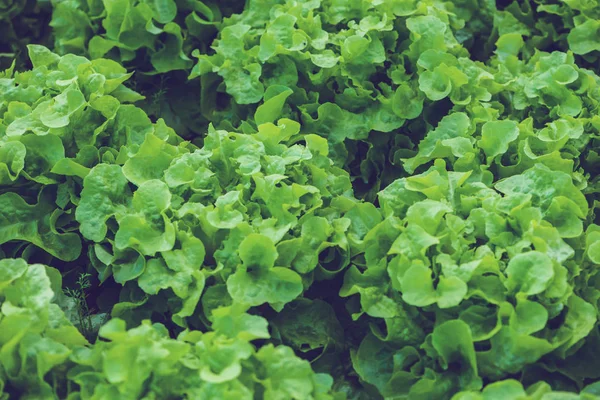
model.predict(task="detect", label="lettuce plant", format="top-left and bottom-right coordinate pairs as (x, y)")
top-left (0, 258), bottom-right (339, 399)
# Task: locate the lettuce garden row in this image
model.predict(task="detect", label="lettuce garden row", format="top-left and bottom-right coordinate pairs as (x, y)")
top-left (1, 0), bottom-right (600, 399)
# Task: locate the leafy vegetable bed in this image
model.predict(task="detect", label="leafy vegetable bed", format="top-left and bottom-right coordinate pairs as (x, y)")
top-left (2, 0), bottom-right (600, 399)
